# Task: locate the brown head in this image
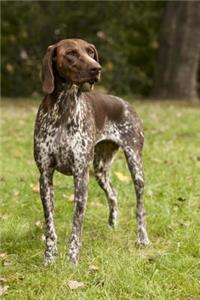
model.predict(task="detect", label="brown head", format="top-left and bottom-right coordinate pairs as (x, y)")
top-left (41, 39), bottom-right (101, 94)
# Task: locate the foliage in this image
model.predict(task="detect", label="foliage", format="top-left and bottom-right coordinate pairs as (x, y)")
top-left (1, 98), bottom-right (200, 299)
top-left (2, 1), bottom-right (164, 97)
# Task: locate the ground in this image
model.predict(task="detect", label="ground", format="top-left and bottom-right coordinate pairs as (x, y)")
top-left (0, 98), bottom-right (200, 300)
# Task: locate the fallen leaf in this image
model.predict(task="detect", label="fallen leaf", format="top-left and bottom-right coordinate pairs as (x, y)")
top-left (31, 183), bottom-right (40, 193)
top-left (114, 172), bottom-right (130, 183)
top-left (0, 275), bottom-right (19, 284)
top-left (0, 284), bottom-right (8, 296)
top-left (67, 280), bottom-right (84, 290)
top-left (13, 190), bottom-right (20, 197)
top-left (35, 221), bottom-right (43, 229)
top-left (88, 265), bottom-right (99, 273)
top-left (187, 296), bottom-right (196, 300)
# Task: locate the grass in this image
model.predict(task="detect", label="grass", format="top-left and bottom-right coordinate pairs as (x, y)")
top-left (0, 97), bottom-right (200, 300)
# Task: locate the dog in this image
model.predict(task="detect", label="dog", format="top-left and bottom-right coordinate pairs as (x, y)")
top-left (34, 38), bottom-right (150, 265)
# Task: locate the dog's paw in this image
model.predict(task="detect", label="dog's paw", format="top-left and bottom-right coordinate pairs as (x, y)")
top-left (68, 245), bottom-right (79, 266)
top-left (68, 254), bottom-right (79, 266)
top-left (135, 236), bottom-right (151, 248)
top-left (108, 211), bottom-right (118, 229)
top-left (44, 255), bottom-right (56, 266)
top-left (108, 219), bottom-right (117, 229)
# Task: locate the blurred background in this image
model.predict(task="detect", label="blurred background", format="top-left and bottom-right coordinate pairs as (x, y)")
top-left (1, 1), bottom-right (200, 101)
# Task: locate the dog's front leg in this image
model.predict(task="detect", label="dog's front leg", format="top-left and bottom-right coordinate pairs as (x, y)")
top-left (69, 169), bottom-right (89, 265)
top-left (39, 169), bottom-right (57, 266)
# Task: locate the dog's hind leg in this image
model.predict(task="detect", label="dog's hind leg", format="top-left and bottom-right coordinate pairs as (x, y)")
top-left (123, 141), bottom-right (150, 246)
top-left (93, 141), bottom-right (119, 228)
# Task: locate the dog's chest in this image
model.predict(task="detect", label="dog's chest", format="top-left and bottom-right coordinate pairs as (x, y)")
top-left (55, 122), bottom-right (94, 173)
top-left (34, 94), bottom-right (95, 174)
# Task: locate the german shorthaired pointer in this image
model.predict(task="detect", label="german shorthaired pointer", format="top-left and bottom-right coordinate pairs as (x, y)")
top-left (34, 38), bottom-right (150, 265)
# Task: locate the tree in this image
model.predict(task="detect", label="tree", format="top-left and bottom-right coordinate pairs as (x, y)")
top-left (153, 1), bottom-right (200, 101)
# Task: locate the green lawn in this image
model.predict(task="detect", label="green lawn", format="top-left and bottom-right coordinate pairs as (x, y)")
top-left (1, 98), bottom-right (200, 300)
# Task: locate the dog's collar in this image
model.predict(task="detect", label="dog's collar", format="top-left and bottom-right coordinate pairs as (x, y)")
top-left (79, 82), bottom-right (93, 93)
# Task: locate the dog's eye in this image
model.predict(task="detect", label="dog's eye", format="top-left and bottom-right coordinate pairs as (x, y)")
top-left (66, 50), bottom-right (78, 57)
top-left (87, 49), bottom-right (95, 58)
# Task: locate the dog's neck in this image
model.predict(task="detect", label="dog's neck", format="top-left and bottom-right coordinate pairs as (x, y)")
top-left (54, 84), bottom-right (80, 125)
top-left (51, 75), bottom-right (93, 125)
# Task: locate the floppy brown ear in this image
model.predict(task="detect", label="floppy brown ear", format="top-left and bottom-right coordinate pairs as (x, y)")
top-left (41, 44), bottom-right (56, 94)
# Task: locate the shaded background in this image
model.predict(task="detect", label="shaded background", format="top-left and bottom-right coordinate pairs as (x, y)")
top-left (1, 1), bottom-right (200, 100)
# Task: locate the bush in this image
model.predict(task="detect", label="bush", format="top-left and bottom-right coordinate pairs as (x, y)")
top-left (2, 1), bottom-right (164, 97)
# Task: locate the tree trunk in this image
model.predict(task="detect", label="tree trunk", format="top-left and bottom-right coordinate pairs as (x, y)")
top-left (153, 1), bottom-right (200, 101)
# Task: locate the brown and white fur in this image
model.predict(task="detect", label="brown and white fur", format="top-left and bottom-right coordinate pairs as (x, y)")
top-left (34, 38), bottom-right (150, 265)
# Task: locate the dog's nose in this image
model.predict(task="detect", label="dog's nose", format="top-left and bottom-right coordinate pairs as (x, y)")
top-left (90, 65), bottom-right (102, 75)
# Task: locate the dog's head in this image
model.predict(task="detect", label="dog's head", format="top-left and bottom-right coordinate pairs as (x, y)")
top-left (41, 39), bottom-right (101, 94)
